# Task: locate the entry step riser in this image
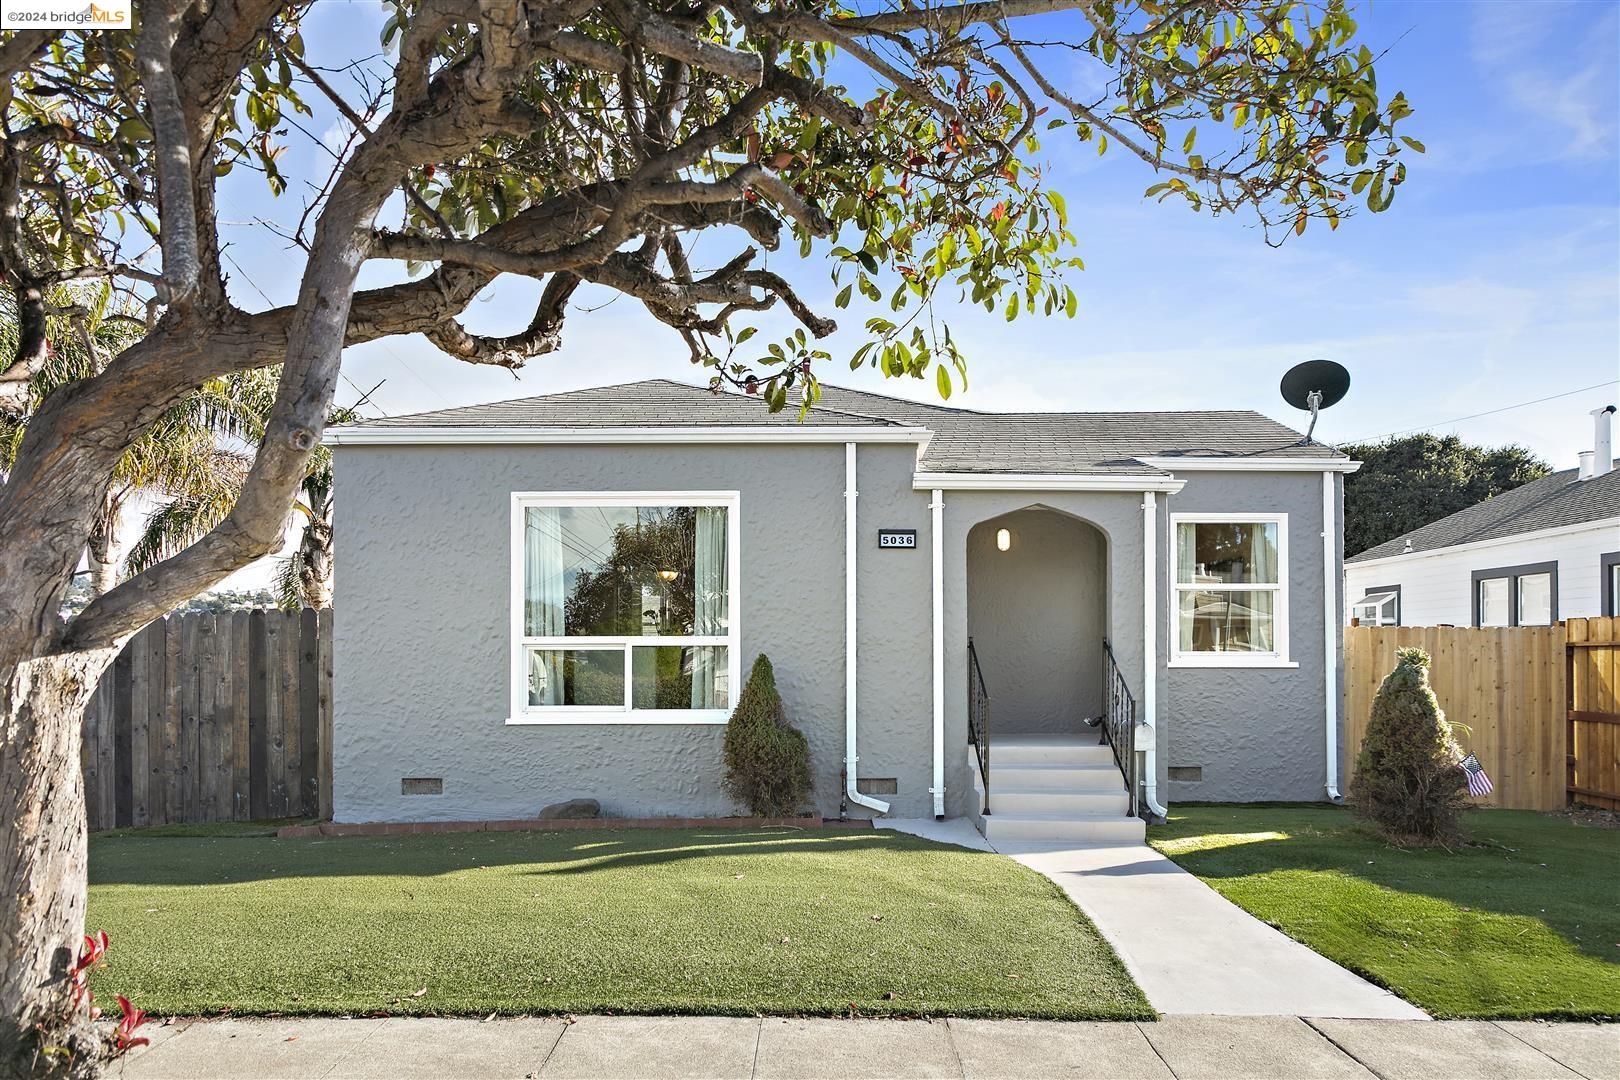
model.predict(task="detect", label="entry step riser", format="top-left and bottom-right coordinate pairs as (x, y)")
top-left (990, 742), bottom-right (1116, 767)
top-left (988, 791), bottom-right (1130, 816)
top-left (981, 815), bottom-right (1147, 844)
top-left (986, 765), bottom-right (1124, 791)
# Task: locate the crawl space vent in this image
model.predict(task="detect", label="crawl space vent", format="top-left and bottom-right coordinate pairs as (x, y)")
top-left (1168, 767), bottom-right (1203, 783)
top-left (856, 777), bottom-right (898, 796)
top-left (401, 777), bottom-right (444, 796)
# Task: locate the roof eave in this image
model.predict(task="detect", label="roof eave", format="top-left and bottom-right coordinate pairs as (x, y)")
top-left (913, 471), bottom-right (1186, 493)
top-left (1137, 455), bottom-right (1361, 473)
top-left (324, 424), bottom-right (932, 447)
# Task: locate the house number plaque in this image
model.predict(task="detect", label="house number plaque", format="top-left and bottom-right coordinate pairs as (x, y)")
top-left (877, 529), bottom-right (917, 549)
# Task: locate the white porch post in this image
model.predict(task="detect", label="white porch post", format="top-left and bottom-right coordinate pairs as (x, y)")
top-left (1141, 490), bottom-right (1168, 820)
top-left (929, 488), bottom-right (945, 819)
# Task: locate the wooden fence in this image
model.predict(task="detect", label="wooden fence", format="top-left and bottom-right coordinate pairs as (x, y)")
top-left (1567, 617), bottom-right (1620, 810)
top-left (81, 609), bottom-right (333, 830)
top-left (1344, 624), bottom-right (1567, 811)
top-left (1344, 617), bottom-right (1620, 812)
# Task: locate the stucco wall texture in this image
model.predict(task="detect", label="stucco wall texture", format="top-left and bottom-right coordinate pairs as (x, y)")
top-left (332, 442), bottom-right (1342, 823)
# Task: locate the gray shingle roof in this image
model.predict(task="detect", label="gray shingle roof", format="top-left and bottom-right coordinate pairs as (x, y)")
top-left (1347, 467), bottom-right (1620, 563)
top-left (343, 378), bottom-right (1343, 475)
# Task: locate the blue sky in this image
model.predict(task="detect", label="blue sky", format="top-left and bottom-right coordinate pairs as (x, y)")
top-left (219, 0), bottom-right (1619, 468)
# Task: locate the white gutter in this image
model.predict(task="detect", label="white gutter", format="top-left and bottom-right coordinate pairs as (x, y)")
top-left (327, 425), bottom-right (932, 447)
top-left (914, 471), bottom-right (1184, 493)
top-left (844, 442), bottom-right (889, 814)
top-left (1141, 491), bottom-right (1169, 821)
top-left (1138, 456), bottom-right (1362, 474)
top-left (929, 488), bottom-right (946, 819)
top-left (1323, 471), bottom-right (1344, 801)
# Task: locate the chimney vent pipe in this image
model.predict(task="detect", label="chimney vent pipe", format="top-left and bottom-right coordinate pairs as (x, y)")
top-left (1592, 405), bottom-right (1616, 478)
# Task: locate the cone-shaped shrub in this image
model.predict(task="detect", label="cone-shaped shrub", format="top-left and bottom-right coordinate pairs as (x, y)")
top-left (723, 654), bottom-right (813, 817)
top-left (1349, 646), bottom-right (1468, 844)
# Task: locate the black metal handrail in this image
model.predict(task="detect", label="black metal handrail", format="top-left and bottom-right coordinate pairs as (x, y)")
top-left (967, 637), bottom-right (991, 816)
top-left (1101, 640), bottom-right (1139, 819)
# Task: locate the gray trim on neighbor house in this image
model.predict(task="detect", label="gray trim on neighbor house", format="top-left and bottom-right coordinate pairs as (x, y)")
top-left (1601, 552), bottom-right (1620, 617)
top-left (1471, 560), bottom-right (1559, 627)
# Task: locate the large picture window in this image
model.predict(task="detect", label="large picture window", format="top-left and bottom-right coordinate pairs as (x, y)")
top-left (1170, 514), bottom-right (1290, 666)
top-left (510, 492), bottom-right (739, 723)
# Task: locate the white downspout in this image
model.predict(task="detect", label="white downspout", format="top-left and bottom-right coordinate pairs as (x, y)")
top-left (929, 488), bottom-right (945, 819)
top-left (1141, 491), bottom-right (1169, 821)
top-left (1322, 470), bottom-right (1344, 801)
top-left (844, 442), bottom-right (889, 814)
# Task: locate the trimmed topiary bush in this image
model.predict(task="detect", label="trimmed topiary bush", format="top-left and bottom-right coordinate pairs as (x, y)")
top-left (723, 654), bottom-right (813, 817)
top-left (1349, 646), bottom-right (1469, 844)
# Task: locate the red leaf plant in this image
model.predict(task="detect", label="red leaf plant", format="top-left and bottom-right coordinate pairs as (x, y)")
top-left (113, 995), bottom-right (151, 1052)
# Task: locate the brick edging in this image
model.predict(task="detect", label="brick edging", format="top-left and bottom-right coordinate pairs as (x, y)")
top-left (276, 815), bottom-right (877, 838)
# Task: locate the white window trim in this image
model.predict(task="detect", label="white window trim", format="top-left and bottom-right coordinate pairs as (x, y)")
top-left (507, 490), bottom-right (741, 725)
top-left (1168, 512), bottom-right (1294, 668)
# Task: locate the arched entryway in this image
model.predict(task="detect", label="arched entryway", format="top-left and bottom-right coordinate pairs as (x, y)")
top-left (966, 506), bottom-right (1108, 735)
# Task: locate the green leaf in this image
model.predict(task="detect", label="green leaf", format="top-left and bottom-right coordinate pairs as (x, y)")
top-left (936, 365), bottom-right (952, 399)
top-left (1400, 136), bottom-right (1426, 153)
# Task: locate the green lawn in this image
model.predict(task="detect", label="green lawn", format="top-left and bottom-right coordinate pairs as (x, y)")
top-left (1149, 805), bottom-right (1620, 1019)
top-left (87, 827), bottom-right (1150, 1020)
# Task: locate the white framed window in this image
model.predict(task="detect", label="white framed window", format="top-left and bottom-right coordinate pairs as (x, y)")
top-left (1169, 513), bottom-right (1293, 667)
top-left (1472, 561), bottom-right (1557, 627)
top-left (1351, 588), bottom-right (1400, 627)
top-left (508, 491), bottom-right (740, 724)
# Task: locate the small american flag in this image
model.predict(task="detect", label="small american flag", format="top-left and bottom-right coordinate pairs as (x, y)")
top-left (1459, 753), bottom-right (1493, 797)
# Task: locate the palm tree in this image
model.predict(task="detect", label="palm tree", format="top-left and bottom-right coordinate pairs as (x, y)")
top-left (0, 285), bottom-right (268, 596)
top-left (128, 402), bottom-right (355, 611)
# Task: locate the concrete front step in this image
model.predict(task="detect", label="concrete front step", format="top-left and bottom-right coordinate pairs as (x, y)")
top-left (979, 811), bottom-right (1147, 844)
top-left (986, 762), bottom-right (1125, 792)
top-left (990, 737), bottom-right (1115, 767)
top-left (987, 789), bottom-right (1130, 816)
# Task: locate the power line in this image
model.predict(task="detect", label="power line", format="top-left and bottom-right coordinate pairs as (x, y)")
top-left (1347, 379), bottom-right (1619, 444)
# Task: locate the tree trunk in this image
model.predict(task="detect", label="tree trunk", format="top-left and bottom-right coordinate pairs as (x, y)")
top-left (85, 502), bottom-right (119, 598)
top-left (297, 516), bottom-right (332, 611)
top-left (0, 650), bottom-right (114, 1078)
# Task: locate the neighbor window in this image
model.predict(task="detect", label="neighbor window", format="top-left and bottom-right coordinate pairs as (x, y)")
top-left (1602, 552), bottom-right (1620, 617)
top-left (1171, 515), bottom-right (1288, 664)
top-left (510, 493), bottom-right (738, 722)
top-left (1472, 561), bottom-right (1557, 627)
top-left (1351, 586), bottom-right (1400, 627)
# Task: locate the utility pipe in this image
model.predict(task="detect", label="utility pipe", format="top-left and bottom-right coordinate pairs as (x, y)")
top-left (929, 488), bottom-right (945, 819)
top-left (844, 442), bottom-right (889, 814)
top-left (1140, 491), bottom-right (1169, 821)
top-left (1323, 470), bottom-right (1344, 801)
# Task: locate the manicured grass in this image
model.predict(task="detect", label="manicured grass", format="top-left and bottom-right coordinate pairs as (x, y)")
top-left (88, 827), bottom-right (1150, 1020)
top-left (1149, 805), bottom-right (1620, 1019)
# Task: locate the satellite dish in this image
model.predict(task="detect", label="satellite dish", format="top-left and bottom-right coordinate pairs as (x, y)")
top-left (1280, 359), bottom-right (1350, 444)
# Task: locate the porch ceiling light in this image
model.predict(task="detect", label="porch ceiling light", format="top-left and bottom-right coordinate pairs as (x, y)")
top-left (996, 528), bottom-right (1012, 552)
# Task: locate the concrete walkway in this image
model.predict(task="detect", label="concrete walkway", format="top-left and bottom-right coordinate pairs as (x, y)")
top-left (115, 1015), bottom-right (1616, 1079)
top-left (881, 822), bottom-right (1424, 1019)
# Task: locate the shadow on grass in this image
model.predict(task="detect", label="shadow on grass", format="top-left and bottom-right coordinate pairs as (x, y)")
top-left (89, 826), bottom-right (997, 888)
top-left (1152, 805), bottom-right (1620, 967)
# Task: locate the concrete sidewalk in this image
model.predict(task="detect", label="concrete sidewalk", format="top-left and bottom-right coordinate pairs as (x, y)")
top-left (115, 1015), bottom-right (1616, 1079)
top-left (881, 822), bottom-right (1424, 1019)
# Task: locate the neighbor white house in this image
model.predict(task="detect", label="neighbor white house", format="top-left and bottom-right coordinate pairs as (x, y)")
top-left (1344, 406), bottom-right (1620, 627)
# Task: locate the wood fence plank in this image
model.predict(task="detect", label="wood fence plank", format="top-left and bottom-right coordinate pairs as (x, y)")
top-left (230, 612), bottom-right (251, 821)
top-left (181, 615), bottom-right (201, 822)
top-left (128, 624), bottom-right (151, 828)
top-left (162, 617), bottom-right (182, 825)
top-left (248, 610), bottom-right (269, 820)
top-left (298, 608), bottom-right (320, 818)
top-left (282, 611), bottom-right (304, 818)
top-left (318, 608), bottom-right (334, 821)
top-left (264, 612), bottom-right (288, 818)
top-left (112, 637), bottom-right (134, 828)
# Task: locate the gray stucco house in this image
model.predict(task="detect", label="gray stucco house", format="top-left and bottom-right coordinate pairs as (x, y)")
top-left (326, 379), bottom-right (1358, 843)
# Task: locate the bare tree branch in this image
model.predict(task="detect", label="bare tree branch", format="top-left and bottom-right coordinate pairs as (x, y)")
top-left (135, 0), bottom-right (201, 306)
